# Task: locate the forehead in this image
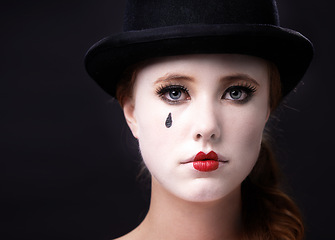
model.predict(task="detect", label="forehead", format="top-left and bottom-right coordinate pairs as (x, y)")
top-left (135, 54), bottom-right (269, 84)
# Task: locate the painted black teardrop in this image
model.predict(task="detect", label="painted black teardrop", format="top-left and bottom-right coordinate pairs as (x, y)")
top-left (165, 112), bottom-right (172, 128)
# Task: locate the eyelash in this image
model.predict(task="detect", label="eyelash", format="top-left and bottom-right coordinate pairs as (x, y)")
top-left (223, 83), bottom-right (257, 103)
top-left (156, 84), bottom-right (190, 104)
top-left (156, 83), bottom-right (257, 104)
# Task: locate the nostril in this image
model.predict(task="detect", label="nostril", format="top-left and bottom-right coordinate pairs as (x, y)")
top-left (195, 133), bottom-right (218, 140)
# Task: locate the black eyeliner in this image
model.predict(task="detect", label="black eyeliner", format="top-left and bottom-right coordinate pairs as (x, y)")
top-left (156, 84), bottom-right (189, 96)
top-left (223, 84), bottom-right (257, 104)
top-left (156, 84), bottom-right (190, 104)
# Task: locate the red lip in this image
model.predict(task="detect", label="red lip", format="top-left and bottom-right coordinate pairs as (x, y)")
top-left (193, 151), bottom-right (219, 172)
top-left (194, 151), bottom-right (218, 161)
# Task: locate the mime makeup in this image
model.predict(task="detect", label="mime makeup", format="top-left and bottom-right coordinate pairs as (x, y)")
top-left (129, 54), bottom-right (270, 203)
top-left (165, 112), bottom-right (172, 128)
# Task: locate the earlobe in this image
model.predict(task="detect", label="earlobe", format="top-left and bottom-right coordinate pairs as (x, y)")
top-left (123, 98), bottom-right (139, 139)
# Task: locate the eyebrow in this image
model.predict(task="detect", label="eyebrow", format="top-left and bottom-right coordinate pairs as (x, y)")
top-left (221, 73), bottom-right (260, 86)
top-left (153, 72), bottom-right (260, 86)
top-left (154, 73), bottom-right (194, 85)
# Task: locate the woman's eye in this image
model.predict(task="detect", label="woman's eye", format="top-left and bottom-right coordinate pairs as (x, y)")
top-left (229, 89), bottom-right (243, 100)
top-left (169, 89), bottom-right (182, 100)
top-left (223, 86), bottom-right (256, 102)
top-left (156, 85), bottom-right (190, 103)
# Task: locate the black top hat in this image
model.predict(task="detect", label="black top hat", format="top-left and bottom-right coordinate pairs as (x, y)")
top-left (85, 0), bottom-right (313, 98)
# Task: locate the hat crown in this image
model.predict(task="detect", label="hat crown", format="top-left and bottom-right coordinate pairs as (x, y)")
top-left (124, 0), bottom-right (280, 31)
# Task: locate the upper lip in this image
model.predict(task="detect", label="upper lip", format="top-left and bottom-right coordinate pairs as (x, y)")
top-left (194, 151), bottom-right (218, 161)
top-left (182, 151), bottom-right (228, 164)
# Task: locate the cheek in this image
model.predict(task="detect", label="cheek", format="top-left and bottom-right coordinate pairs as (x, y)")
top-left (227, 94), bottom-right (269, 148)
top-left (134, 103), bottom-right (175, 165)
top-left (223, 104), bottom-right (268, 171)
top-left (230, 112), bottom-right (266, 146)
top-left (136, 111), bottom-right (166, 148)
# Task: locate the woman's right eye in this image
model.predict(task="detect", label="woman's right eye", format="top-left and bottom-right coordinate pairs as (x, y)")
top-left (168, 89), bottom-right (182, 100)
top-left (156, 85), bottom-right (190, 104)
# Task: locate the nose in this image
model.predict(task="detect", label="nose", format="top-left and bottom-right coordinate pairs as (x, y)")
top-left (191, 100), bottom-right (221, 143)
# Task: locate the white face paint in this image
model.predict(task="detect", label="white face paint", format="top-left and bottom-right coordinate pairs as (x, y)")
top-left (123, 54), bottom-right (270, 202)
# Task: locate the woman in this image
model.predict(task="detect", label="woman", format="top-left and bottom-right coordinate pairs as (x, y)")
top-left (85, 0), bottom-right (313, 239)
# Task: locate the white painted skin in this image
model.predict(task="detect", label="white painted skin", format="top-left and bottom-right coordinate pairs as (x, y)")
top-left (123, 54), bottom-right (270, 203)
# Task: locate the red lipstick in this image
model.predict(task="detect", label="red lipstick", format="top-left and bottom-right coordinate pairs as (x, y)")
top-left (193, 151), bottom-right (219, 172)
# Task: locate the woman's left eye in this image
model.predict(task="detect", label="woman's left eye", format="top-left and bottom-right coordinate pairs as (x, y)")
top-left (223, 85), bottom-right (257, 102)
top-left (156, 85), bottom-right (190, 104)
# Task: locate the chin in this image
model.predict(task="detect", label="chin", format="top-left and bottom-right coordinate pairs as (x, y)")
top-left (172, 179), bottom-right (242, 203)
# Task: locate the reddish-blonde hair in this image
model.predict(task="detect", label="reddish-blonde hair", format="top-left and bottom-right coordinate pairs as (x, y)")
top-left (240, 63), bottom-right (304, 240)
top-left (116, 58), bottom-right (304, 240)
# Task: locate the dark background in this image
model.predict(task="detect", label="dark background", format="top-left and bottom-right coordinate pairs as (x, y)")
top-left (1, 1), bottom-right (334, 239)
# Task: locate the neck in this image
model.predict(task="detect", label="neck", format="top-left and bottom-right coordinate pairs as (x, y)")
top-left (133, 178), bottom-right (242, 240)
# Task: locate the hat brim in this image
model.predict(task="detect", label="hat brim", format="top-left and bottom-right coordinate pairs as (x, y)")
top-left (85, 24), bottom-right (313, 97)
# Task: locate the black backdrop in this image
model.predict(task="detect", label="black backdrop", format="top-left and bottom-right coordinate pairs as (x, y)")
top-left (1, 1), bottom-right (334, 239)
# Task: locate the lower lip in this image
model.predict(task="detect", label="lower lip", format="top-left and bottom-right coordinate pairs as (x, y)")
top-left (193, 160), bottom-right (219, 172)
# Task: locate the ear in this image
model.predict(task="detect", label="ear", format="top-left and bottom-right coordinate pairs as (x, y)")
top-left (123, 97), bottom-right (139, 139)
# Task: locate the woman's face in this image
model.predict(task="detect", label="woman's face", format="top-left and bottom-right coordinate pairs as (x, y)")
top-left (123, 54), bottom-right (270, 202)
